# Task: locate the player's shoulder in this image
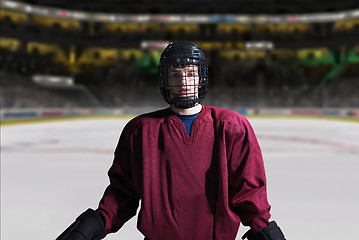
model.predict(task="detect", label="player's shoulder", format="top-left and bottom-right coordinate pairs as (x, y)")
top-left (204, 105), bottom-right (248, 124)
top-left (126, 108), bottom-right (170, 129)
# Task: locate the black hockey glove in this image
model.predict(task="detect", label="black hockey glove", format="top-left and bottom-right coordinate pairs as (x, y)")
top-left (56, 208), bottom-right (106, 240)
top-left (242, 221), bottom-right (286, 240)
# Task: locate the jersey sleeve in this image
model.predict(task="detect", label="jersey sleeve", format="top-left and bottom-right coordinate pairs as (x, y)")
top-left (96, 121), bottom-right (142, 233)
top-left (227, 116), bottom-right (271, 231)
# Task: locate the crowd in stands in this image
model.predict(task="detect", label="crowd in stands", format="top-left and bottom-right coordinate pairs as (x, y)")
top-left (1, 3), bottom-right (358, 110)
top-left (0, 49), bottom-right (70, 77)
top-left (1, 68), bottom-right (358, 109)
top-left (2, 10), bottom-right (359, 51)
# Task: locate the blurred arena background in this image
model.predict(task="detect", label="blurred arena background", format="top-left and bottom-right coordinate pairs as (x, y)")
top-left (0, 0), bottom-right (358, 118)
top-left (1, 1), bottom-right (359, 240)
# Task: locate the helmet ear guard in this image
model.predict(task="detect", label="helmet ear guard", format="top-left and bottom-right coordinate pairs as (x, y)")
top-left (158, 41), bottom-right (209, 109)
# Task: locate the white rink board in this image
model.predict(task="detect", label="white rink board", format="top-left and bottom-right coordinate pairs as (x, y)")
top-left (1, 117), bottom-right (359, 240)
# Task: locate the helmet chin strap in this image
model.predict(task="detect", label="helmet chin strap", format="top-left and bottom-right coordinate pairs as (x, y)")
top-left (170, 102), bottom-right (202, 116)
top-left (171, 96), bottom-right (199, 109)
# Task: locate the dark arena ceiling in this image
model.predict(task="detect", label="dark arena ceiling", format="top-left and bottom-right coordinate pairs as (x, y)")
top-left (17, 0), bottom-right (359, 14)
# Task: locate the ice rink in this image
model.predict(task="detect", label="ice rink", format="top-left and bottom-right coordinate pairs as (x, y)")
top-left (1, 116), bottom-right (359, 240)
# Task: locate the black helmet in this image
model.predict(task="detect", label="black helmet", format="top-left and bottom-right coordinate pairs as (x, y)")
top-left (159, 41), bottom-right (209, 109)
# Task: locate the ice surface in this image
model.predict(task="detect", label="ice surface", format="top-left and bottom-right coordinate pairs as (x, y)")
top-left (1, 118), bottom-right (359, 240)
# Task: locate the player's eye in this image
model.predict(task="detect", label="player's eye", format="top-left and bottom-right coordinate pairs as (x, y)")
top-left (187, 72), bottom-right (196, 77)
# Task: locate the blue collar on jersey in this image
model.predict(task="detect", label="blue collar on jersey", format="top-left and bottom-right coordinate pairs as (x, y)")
top-left (173, 112), bottom-right (200, 136)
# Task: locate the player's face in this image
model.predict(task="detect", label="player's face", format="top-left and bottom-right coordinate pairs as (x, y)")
top-left (167, 65), bottom-right (200, 99)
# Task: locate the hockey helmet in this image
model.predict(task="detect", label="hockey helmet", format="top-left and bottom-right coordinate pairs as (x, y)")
top-left (159, 41), bottom-right (209, 109)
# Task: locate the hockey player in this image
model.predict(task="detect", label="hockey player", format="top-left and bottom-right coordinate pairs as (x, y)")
top-left (56, 41), bottom-right (286, 240)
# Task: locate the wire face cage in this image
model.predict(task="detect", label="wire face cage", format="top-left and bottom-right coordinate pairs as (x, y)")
top-left (159, 61), bottom-right (208, 109)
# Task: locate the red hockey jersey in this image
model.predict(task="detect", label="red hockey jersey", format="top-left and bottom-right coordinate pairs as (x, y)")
top-left (97, 105), bottom-right (271, 240)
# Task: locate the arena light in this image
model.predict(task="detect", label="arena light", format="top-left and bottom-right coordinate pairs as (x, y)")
top-left (33, 7), bottom-right (49, 15)
top-left (1, 0), bottom-right (359, 24)
top-left (352, 10), bottom-right (359, 17)
top-left (236, 15), bottom-right (251, 23)
top-left (245, 41), bottom-right (274, 50)
top-left (72, 12), bottom-right (88, 20)
top-left (296, 12), bottom-right (345, 23)
top-left (134, 14), bottom-right (183, 23)
top-left (1, 0), bottom-right (18, 8)
top-left (140, 41), bottom-right (170, 50)
top-left (183, 15), bottom-right (208, 23)
top-left (32, 75), bottom-right (74, 87)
